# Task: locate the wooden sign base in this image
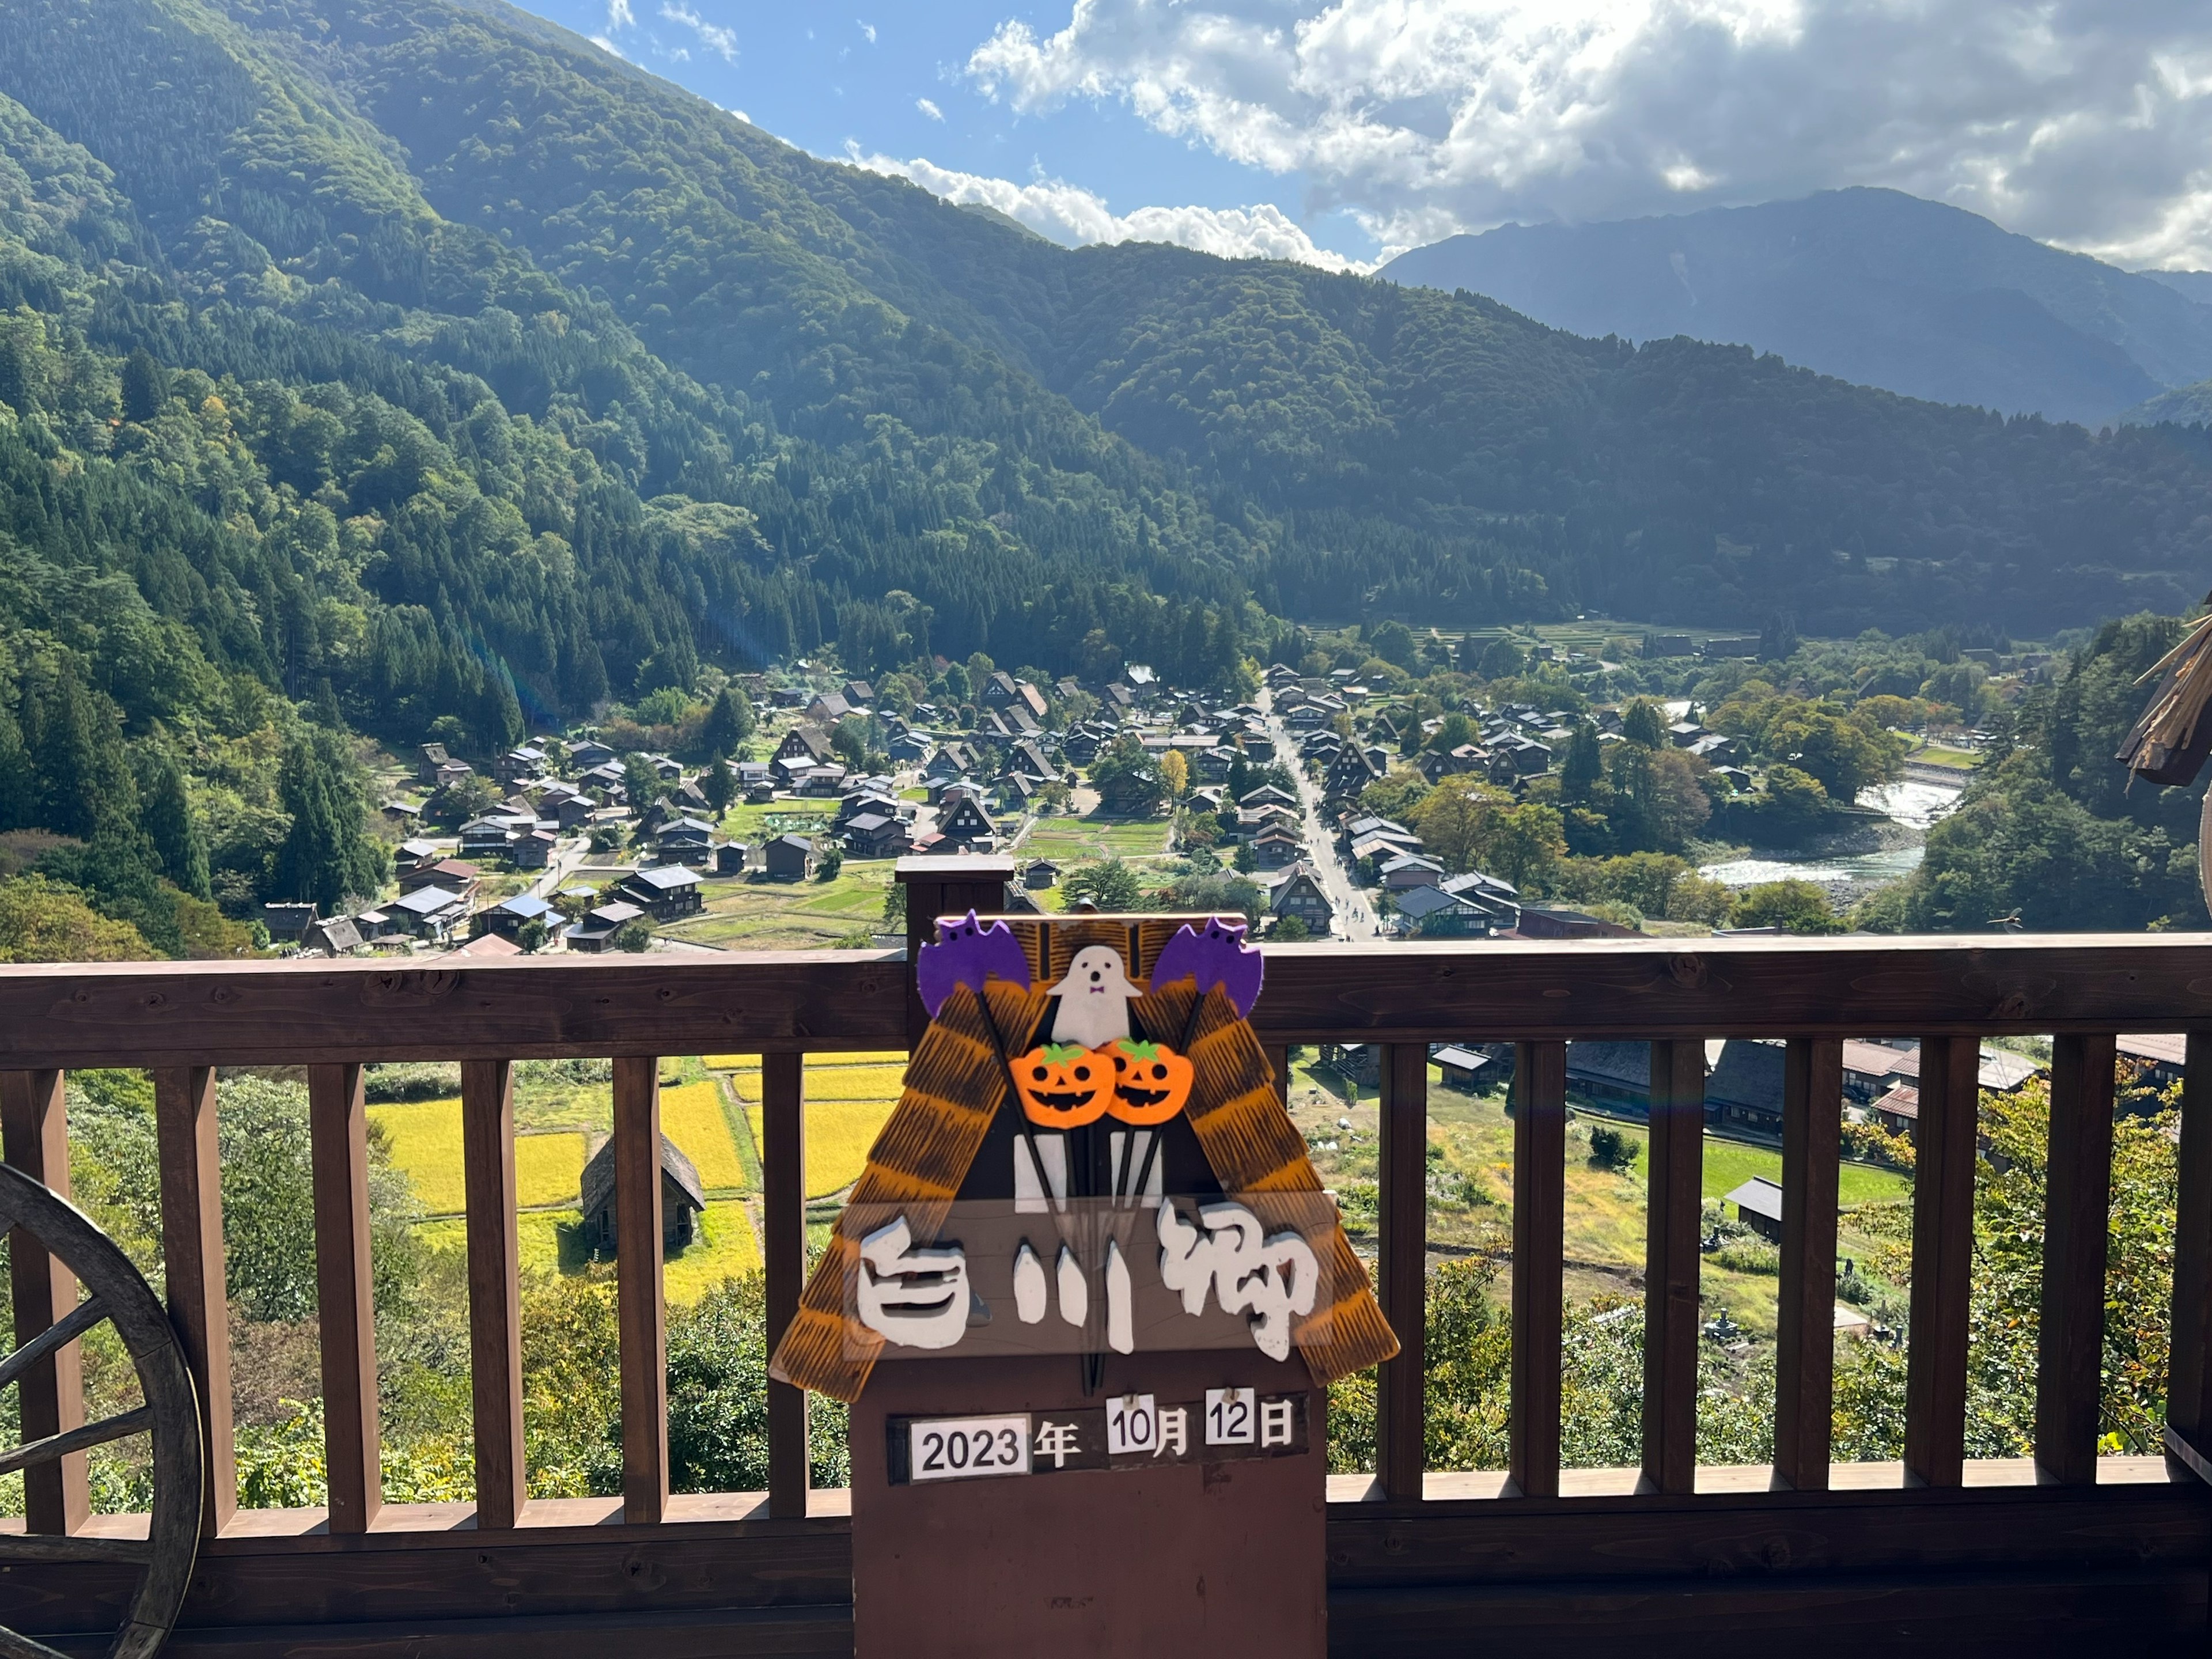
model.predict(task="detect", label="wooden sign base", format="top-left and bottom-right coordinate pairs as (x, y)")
top-left (851, 1349), bottom-right (1327, 1658)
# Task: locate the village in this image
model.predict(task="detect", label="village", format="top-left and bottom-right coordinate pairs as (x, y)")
top-left (238, 631), bottom-right (2152, 1361)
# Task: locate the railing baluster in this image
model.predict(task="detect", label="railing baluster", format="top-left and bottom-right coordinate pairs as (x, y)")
top-left (308, 1063), bottom-right (381, 1533)
top-left (461, 1059), bottom-right (524, 1529)
top-left (154, 1066), bottom-right (235, 1535)
top-left (1, 1069), bottom-right (88, 1535)
top-left (1774, 1038), bottom-right (1842, 1491)
top-left (763, 1051), bottom-right (808, 1518)
top-left (1905, 1035), bottom-right (1979, 1488)
top-left (895, 857), bottom-right (1014, 1044)
top-left (1265, 1044), bottom-right (1291, 1106)
top-left (2037, 1033), bottom-right (2116, 1485)
top-left (613, 1056), bottom-right (668, 1524)
top-left (2166, 1032), bottom-right (2212, 1476)
top-left (1510, 1041), bottom-right (1565, 1498)
top-left (1643, 1039), bottom-right (1705, 1495)
top-left (1377, 1042), bottom-right (1428, 1501)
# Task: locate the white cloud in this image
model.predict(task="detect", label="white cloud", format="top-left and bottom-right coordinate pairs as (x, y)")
top-left (590, 33), bottom-right (626, 57)
top-left (605, 0), bottom-right (634, 28)
top-left (964, 0), bottom-right (2212, 268)
top-left (860, 20), bottom-right (878, 45)
top-left (917, 98), bottom-right (944, 122)
top-left (660, 2), bottom-right (737, 63)
top-left (844, 147), bottom-right (1370, 270)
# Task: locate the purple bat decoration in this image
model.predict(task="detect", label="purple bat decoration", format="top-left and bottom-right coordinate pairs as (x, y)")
top-left (1149, 917), bottom-right (1263, 1018)
top-left (915, 911), bottom-right (1032, 1017)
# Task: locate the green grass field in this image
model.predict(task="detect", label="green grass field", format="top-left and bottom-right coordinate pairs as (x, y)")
top-left (662, 863), bottom-right (897, 948)
top-left (1020, 815), bottom-right (1172, 862)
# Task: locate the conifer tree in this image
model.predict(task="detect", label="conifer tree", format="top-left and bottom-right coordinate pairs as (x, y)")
top-left (702, 683), bottom-right (755, 757)
top-left (138, 745), bottom-right (211, 900)
top-left (120, 348), bottom-right (165, 423)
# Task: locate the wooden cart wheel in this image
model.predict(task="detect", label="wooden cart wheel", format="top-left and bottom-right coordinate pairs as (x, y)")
top-left (0, 1163), bottom-right (202, 1659)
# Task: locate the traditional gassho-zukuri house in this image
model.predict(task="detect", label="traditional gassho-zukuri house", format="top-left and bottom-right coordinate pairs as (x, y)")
top-left (9, 851), bottom-right (2212, 1659)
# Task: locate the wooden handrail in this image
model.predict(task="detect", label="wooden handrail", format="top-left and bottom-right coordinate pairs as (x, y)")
top-left (0, 926), bottom-right (2203, 1627)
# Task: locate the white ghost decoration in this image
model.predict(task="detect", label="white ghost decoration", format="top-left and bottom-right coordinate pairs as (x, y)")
top-left (1047, 945), bottom-right (1144, 1048)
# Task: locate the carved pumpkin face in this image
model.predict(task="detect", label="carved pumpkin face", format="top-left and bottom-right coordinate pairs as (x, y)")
top-left (1105, 1038), bottom-right (1194, 1125)
top-left (1012, 1043), bottom-right (1110, 1127)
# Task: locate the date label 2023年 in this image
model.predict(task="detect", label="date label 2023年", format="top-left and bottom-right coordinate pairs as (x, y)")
top-left (890, 1389), bottom-right (1310, 1484)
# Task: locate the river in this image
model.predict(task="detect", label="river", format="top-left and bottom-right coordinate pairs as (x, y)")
top-left (1698, 776), bottom-right (1964, 893)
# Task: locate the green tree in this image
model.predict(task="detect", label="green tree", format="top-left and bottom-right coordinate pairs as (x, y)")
top-left (1366, 620), bottom-right (1416, 668)
top-left (270, 732), bottom-right (387, 910)
top-left (701, 756), bottom-right (736, 813)
top-left (1561, 720), bottom-right (1602, 800)
top-left (622, 753), bottom-right (665, 805)
top-left (1476, 637), bottom-right (1524, 680)
top-left (137, 745), bottom-right (211, 899)
top-left (1270, 914), bottom-right (1310, 941)
top-left (0, 875), bottom-right (152, 961)
top-left (120, 347), bottom-right (165, 423)
top-left (1622, 699), bottom-right (1668, 748)
top-left (1727, 879), bottom-right (1845, 934)
top-left (1064, 857), bottom-right (1143, 911)
top-left (700, 683), bottom-right (755, 758)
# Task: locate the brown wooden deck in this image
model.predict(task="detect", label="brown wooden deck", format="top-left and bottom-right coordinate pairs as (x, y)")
top-left (5, 863), bottom-right (2210, 1653)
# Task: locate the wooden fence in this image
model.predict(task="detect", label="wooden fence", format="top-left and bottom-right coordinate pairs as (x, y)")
top-left (3, 864), bottom-right (2209, 1653)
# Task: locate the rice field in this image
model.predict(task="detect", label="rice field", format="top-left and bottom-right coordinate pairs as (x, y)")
top-left (707, 1052), bottom-right (908, 1199)
top-left (658, 1080), bottom-right (748, 1191)
top-left (662, 1202), bottom-right (762, 1300)
top-left (418, 1200), bottom-right (759, 1304)
top-left (372, 1099), bottom-right (587, 1215)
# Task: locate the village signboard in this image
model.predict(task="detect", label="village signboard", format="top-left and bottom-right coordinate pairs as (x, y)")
top-left (770, 913), bottom-right (1397, 1657)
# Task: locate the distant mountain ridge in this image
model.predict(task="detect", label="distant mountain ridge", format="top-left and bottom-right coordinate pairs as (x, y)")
top-left (1382, 190), bottom-right (2212, 427)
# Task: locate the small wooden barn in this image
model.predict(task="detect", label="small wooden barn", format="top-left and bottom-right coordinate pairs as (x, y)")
top-left (581, 1132), bottom-right (707, 1255)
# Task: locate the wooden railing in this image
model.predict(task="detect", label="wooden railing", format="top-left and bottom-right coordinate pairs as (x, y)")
top-left (5, 869), bottom-right (2212, 1653)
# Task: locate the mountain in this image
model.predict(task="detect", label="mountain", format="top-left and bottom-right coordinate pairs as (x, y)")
top-left (1381, 189), bottom-right (2212, 427)
top-left (0, 0), bottom-right (2209, 786)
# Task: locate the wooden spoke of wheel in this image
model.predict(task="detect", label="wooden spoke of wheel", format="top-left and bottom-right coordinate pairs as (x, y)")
top-left (0, 1294), bottom-right (107, 1396)
top-left (0, 1406), bottom-right (153, 1480)
top-left (0, 1165), bottom-right (202, 1659)
top-left (0, 1624), bottom-right (74, 1659)
top-left (0, 1532), bottom-right (150, 1565)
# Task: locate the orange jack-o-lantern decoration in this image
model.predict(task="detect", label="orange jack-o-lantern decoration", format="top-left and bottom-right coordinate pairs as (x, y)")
top-left (1105, 1038), bottom-right (1194, 1124)
top-left (1012, 1043), bottom-right (1111, 1127)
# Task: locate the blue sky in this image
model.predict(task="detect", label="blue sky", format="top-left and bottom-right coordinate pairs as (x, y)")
top-left (514, 0), bottom-right (2212, 273)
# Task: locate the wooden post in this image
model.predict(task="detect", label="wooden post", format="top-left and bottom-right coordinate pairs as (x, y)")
top-left (1905, 1035), bottom-right (1979, 1488)
top-left (1377, 1042), bottom-right (1428, 1501)
top-left (462, 1059), bottom-right (525, 1529)
top-left (614, 1056), bottom-right (668, 1524)
top-left (308, 1063), bottom-right (382, 1533)
top-left (895, 855), bottom-right (1014, 1045)
top-left (1266, 1044), bottom-right (1292, 1106)
top-left (1643, 1039), bottom-right (1705, 1495)
top-left (2169, 1032), bottom-right (2212, 1474)
top-left (154, 1066), bottom-right (235, 1536)
top-left (1510, 1041), bottom-right (1566, 1498)
top-left (763, 1051), bottom-right (808, 1517)
top-left (1, 1069), bottom-right (89, 1535)
top-left (2037, 1033), bottom-right (2116, 1486)
top-left (1774, 1038), bottom-right (1842, 1491)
